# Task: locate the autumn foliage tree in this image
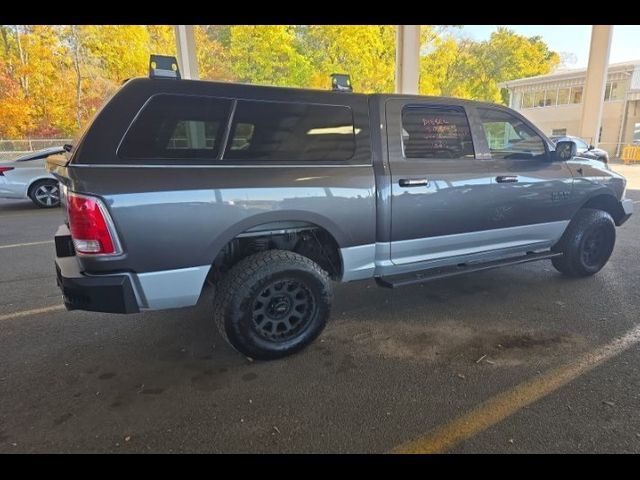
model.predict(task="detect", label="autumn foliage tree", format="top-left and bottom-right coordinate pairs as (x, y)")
top-left (0, 25), bottom-right (562, 140)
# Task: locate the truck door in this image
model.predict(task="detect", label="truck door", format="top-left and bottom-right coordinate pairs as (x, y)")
top-left (469, 105), bottom-right (574, 241)
top-left (384, 99), bottom-right (493, 267)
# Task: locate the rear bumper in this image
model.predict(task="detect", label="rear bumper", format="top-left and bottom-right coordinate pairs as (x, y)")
top-left (53, 224), bottom-right (208, 313)
top-left (54, 225), bottom-right (139, 314)
top-left (618, 198), bottom-right (634, 226)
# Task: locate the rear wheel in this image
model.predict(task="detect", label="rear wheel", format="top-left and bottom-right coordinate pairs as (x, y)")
top-left (29, 179), bottom-right (60, 208)
top-left (213, 250), bottom-right (333, 360)
top-left (552, 208), bottom-right (616, 277)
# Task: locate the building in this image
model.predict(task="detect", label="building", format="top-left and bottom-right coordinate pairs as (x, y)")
top-left (500, 60), bottom-right (640, 157)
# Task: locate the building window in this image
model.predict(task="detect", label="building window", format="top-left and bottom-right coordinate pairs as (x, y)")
top-left (557, 88), bottom-right (570, 105)
top-left (552, 128), bottom-right (567, 136)
top-left (521, 92), bottom-right (534, 109)
top-left (604, 81), bottom-right (623, 101)
top-left (571, 86), bottom-right (583, 104)
top-left (544, 89), bottom-right (556, 107)
top-left (633, 123), bottom-right (640, 144)
top-left (534, 91), bottom-right (545, 107)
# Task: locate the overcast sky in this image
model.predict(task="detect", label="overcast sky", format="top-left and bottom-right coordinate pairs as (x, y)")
top-left (459, 25), bottom-right (640, 69)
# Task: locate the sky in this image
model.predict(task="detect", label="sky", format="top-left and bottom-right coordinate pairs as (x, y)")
top-left (459, 25), bottom-right (640, 69)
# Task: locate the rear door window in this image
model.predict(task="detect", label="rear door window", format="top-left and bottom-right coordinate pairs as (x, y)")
top-left (400, 105), bottom-right (475, 159)
top-left (119, 94), bottom-right (233, 160)
top-left (223, 100), bottom-right (356, 162)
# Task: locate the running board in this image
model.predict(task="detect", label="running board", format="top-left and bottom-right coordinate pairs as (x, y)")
top-left (375, 251), bottom-right (563, 288)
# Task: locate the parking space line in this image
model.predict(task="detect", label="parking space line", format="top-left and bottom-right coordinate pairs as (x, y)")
top-left (0, 240), bottom-right (54, 250)
top-left (391, 322), bottom-right (640, 454)
top-left (0, 304), bottom-right (65, 321)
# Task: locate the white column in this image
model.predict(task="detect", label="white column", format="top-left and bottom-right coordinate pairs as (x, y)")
top-left (579, 25), bottom-right (613, 146)
top-left (395, 25), bottom-right (421, 95)
top-left (174, 25), bottom-right (199, 80)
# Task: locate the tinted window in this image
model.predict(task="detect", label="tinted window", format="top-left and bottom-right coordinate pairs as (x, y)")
top-left (477, 108), bottom-right (547, 160)
top-left (119, 95), bottom-right (232, 160)
top-left (401, 106), bottom-right (474, 159)
top-left (223, 100), bottom-right (355, 161)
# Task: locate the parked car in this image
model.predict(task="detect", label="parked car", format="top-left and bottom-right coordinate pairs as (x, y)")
top-left (550, 135), bottom-right (609, 164)
top-left (49, 67), bottom-right (633, 360)
top-left (0, 146), bottom-right (65, 207)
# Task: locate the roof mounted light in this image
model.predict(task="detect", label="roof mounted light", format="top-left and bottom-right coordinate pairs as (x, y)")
top-left (331, 73), bottom-right (352, 92)
top-left (149, 54), bottom-right (181, 80)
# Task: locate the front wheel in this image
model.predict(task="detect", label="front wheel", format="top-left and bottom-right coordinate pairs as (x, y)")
top-left (29, 179), bottom-right (60, 208)
top-left (213, 250), bottom-right (333, 360)
top-left (552, 208), bottom-right (616, 277)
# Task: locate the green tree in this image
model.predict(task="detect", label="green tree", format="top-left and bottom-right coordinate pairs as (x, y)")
top-left (196, 25), bottom-right (235, 81)
top-left (228, 25), bottom-right (312, 87)
top-left (302, 25), bottom-right (397, 93)
top-left (420, 27), bottom-right (560, 103)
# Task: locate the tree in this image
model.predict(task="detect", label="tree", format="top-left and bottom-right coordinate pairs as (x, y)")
top-left (420, 27), bottom-right (560, 103)
top-left (0, 25), bottom-right (561, 140)
top-left (0, 58), bottom-right (32, 137)
top-left (300, 25), bottom-right (396, 93)
top-left (227, 25), bottom-right (312, 87)
top-left (196, 25), bottom-right (235, 81)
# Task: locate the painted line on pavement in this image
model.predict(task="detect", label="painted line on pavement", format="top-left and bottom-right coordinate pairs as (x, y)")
top-left (391, 322), bottom-right (640, 454)
top-left (0, 240), bottom-right (54, 250)
top-left (0, 304), bottom-right (65, 321)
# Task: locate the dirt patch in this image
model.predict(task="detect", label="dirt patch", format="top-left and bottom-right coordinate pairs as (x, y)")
top-left (327, 320), bottom-right (587, 367)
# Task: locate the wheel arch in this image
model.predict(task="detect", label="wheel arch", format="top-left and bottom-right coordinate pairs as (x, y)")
top-left (204, 210), bottom-right (350, 281)
top-left (579, 193), bottom-right (626, 226)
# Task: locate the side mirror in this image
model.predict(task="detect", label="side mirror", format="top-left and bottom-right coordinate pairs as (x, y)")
top-left (555, 140), bottom-right (577, 161)
top-left (588, 144), bottom-right (595, 151)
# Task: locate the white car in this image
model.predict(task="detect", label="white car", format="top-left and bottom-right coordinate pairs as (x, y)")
top-left (0, 146), bottom-right (66, 208)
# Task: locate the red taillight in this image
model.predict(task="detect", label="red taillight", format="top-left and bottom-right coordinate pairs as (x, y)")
top-left (0, 167), bottom-right (15, 176)
top-left (67, 193), bottom-right (118, 255)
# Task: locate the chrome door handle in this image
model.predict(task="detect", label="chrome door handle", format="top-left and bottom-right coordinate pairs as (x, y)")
top-left (496, 175), bottom-right (519, 183)
top-left (399, 178), bottom-right (430, 187)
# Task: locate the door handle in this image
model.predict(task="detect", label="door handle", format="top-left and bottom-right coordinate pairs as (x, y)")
top-left (399, 178), bottom-right (430, 187)
top-left (496, 175), bottom-right (519, 183)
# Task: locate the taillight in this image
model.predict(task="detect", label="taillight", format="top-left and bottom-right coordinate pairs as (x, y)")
top-left (67, 193), bottom-right (120, 255)
top-left (0, 167), bottom-right (15, 176)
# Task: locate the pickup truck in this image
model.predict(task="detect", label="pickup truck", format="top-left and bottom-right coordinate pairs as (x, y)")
top-left (49, 67), bottom-right (633, 360)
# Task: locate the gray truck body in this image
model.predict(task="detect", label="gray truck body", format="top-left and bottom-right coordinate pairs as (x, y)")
top-left (51, 77), bottom-right (633, 314)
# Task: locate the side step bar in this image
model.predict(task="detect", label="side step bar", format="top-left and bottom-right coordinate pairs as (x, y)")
top-left (375, 251), bottom-right (563, 288)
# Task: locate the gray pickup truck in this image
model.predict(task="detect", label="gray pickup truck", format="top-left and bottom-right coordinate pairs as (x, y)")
top-left (50, 66), bottom-right (633, 359)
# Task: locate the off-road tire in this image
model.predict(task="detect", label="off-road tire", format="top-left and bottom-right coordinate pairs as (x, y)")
top-left (551, 208), bottom-right (616, 277)
top-left (213, 250), bottom-right (333, 360)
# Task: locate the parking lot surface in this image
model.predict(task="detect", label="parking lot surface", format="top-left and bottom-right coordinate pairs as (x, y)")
top-left (1, 165), bottom-right (640, 453)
